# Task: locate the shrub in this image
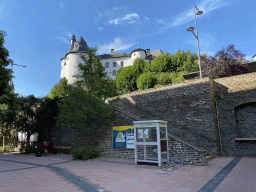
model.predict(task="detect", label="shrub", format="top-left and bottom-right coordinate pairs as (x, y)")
top-left (20, 143), bottom-right (35, 153)
top-left (25, 144), bottom-right (35, 153)
top-left (136, 72), bottom-right (157, 90)
top-left (0, 145), bottom-right (10, 152)
top-left (155, 72), bottom-right (173, 85)
top-left (4, 145), bottom-right (10, 152)
top-left (71, 146), bottom-right (100, 160)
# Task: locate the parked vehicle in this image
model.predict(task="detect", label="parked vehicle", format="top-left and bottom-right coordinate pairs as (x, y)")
top-left (35, 138), bottom-right (58, 157)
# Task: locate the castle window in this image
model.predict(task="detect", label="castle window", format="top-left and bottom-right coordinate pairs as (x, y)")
top-left (134, 53), bottom-right (136, 56)
top-left (121, 61), bottom-right (124, 67)
top-left (64, 62), bottom-right (66, 66)
top-left (105, 62), bottom-right (109, 68)
top-left (113, 62), bottom-right (117, 67)
top-left (113, 70), bottom-right (116, 76)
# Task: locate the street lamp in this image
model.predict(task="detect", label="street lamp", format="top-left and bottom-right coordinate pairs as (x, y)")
top-left (187, 3), bottom-right (203, 79)
top-left (9, 63), bottom-right (27, 93)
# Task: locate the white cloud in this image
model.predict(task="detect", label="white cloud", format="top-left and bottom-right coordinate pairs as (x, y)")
top-left (98, 27), bottom-right (104, 31)
top-left (156, 20), bottom-right (165, 24)
top-left (144, 17), bottom-right (150, 21)
top-left (97, 37), bottom-right (134, 54)
top-left (171, 0), bottom-right (231, 27)
top-left (55, 36), bottom-right (69, 44)
top-left (109, 13), bottom-right (139, 25)
top-left (59, 1), bottom-right (64, 8)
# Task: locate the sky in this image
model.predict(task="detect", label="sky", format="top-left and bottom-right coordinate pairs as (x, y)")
top-left (1, 0), bottom-right (256, 98)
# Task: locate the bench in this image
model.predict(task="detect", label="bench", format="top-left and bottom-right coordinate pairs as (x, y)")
top-left (235, 138), bottom-right (256, 143)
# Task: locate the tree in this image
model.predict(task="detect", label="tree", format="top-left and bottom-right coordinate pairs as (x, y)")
top-left (147, 52), bottom-right (172, 73)
top-left (73, 47), bottom-right (117, 99)
top-left (35, 97), bottom-right (62, 142)
top-left (116, 58), bottom-right (148, 94)
top-left (15, 95), bottom-right (42, 146)
top-left (55, 86), bottom-right (113, 147)
top-left (202, 44), bottom-right (249, 79)
top-left (48, 77), bottom-right (72, 99)
top-left (0, 30), bottom-right (15, 107)
top-left (137, 72), bottom-right (157, 90)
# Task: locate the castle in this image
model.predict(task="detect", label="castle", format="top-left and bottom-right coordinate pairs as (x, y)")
top-left (60, 34), bottom-right (163, 84)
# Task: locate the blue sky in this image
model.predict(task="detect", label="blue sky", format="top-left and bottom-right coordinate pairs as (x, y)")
top-left (1, 0), bottom-right (255, 98)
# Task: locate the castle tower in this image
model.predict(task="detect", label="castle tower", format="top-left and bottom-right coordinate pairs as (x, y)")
top-left (131, 47), bottom-right (146, 65)
top-left (60, 34), bottom-right (88, 85)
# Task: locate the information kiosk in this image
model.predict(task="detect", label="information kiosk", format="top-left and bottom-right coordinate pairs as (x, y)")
top-left (133, 120), bottom-right (169, 167)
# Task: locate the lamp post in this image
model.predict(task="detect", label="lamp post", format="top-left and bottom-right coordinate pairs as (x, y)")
top-left (9, 63), bottom-right (26, 93)
top-left (187, 3), bottom-right (203, 79)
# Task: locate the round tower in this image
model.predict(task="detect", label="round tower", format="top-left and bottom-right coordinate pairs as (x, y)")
top-left (60, 35), bottom-right (88, 85)
top-left (131, 47), bottom-right (146, 65)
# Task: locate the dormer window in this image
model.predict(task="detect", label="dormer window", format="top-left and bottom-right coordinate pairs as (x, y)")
top-left (74, 42), bottom-right (79, 51)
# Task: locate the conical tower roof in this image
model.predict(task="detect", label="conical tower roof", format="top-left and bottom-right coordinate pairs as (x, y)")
top-left (77, 36), bottom-right (88, 52)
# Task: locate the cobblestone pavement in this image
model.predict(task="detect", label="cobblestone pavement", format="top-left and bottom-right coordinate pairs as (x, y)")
top-left (0, 152), bottom-right (256, 192)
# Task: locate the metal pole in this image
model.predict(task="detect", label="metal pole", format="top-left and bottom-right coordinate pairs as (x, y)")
top-left (194, 5), bottom-right (202, 79)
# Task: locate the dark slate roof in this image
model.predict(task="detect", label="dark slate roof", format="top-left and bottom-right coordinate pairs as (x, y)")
top-left (61, 36), bottom-right (89, 60)
top-left (77, 36), bottom-right (88, 52)
top-left (98, 49), bottom-right (163, 60)
top-left (131, 47), bottom-right (146, 54)
top-left (253, 54), bottom-right (256, 58)
top-left (98, 53), bottom-right (131, 59)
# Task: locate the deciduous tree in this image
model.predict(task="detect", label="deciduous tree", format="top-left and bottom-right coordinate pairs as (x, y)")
top-left (55, 86), bottom-right (113, 147)
top-left (202, 44), bottom-right (249, 79)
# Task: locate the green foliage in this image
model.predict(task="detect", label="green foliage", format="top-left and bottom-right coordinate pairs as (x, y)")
top-left (154, 72), bottom-right (186, 87)
top-left (48, 77), bottom-right (72, 99)
top-left (0, 30), bottom-right (15, 106)
top-left (116, 58), bottom-right (149, 93)
top-left (154, 72), bottom-right (173, 85)
top-left (15, 95), bottom-right (42, 145)
top-left (20, 143), bottom-right (35, 153)
top-left (170, 49), bottom-right (200, 73)
top-left (73, 47), bottom-right (118, 100)
top-left (137, 73), bottom-right (157, 90)
top-left (148, 52), bottom-right (172, 73)
top-left (71, 146), bottom-right (100, 160)
top-left (35, 97), bottom-right (62, 142)
top-left (0, 145), bottom-right (10, 152)
top-left (55, 86), bottom-right (113, 131)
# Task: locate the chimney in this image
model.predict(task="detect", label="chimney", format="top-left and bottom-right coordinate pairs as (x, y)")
top-left (111, 49), bottom-right (114, 54)
top-left (146, 49), bottom-right (150, 56)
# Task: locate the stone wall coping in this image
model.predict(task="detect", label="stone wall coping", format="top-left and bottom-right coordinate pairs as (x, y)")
top-left (106, 77), bottom-right (210, 102)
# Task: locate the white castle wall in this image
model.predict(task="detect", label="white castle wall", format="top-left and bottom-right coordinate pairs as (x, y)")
top-left (61, 53), bottom-right (87, 84)
top-left (101, 57), bottom-right (131, 80)
top-left (131, 50), bottom-right (146, 65)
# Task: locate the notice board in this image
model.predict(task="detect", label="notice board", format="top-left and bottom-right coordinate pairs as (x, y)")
top-left (113, 125), bottom-right (134, 149)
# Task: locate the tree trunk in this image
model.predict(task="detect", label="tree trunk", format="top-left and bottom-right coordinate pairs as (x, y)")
top-left (26, 132), bottom-right (30, 146)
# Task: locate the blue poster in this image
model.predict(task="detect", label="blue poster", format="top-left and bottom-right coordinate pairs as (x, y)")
top-left (113, 130), bottom-right (126, 148)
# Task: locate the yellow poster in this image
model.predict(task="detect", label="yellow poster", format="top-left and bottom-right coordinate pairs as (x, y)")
top-left (113, 125), bottom-right (134, 131)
